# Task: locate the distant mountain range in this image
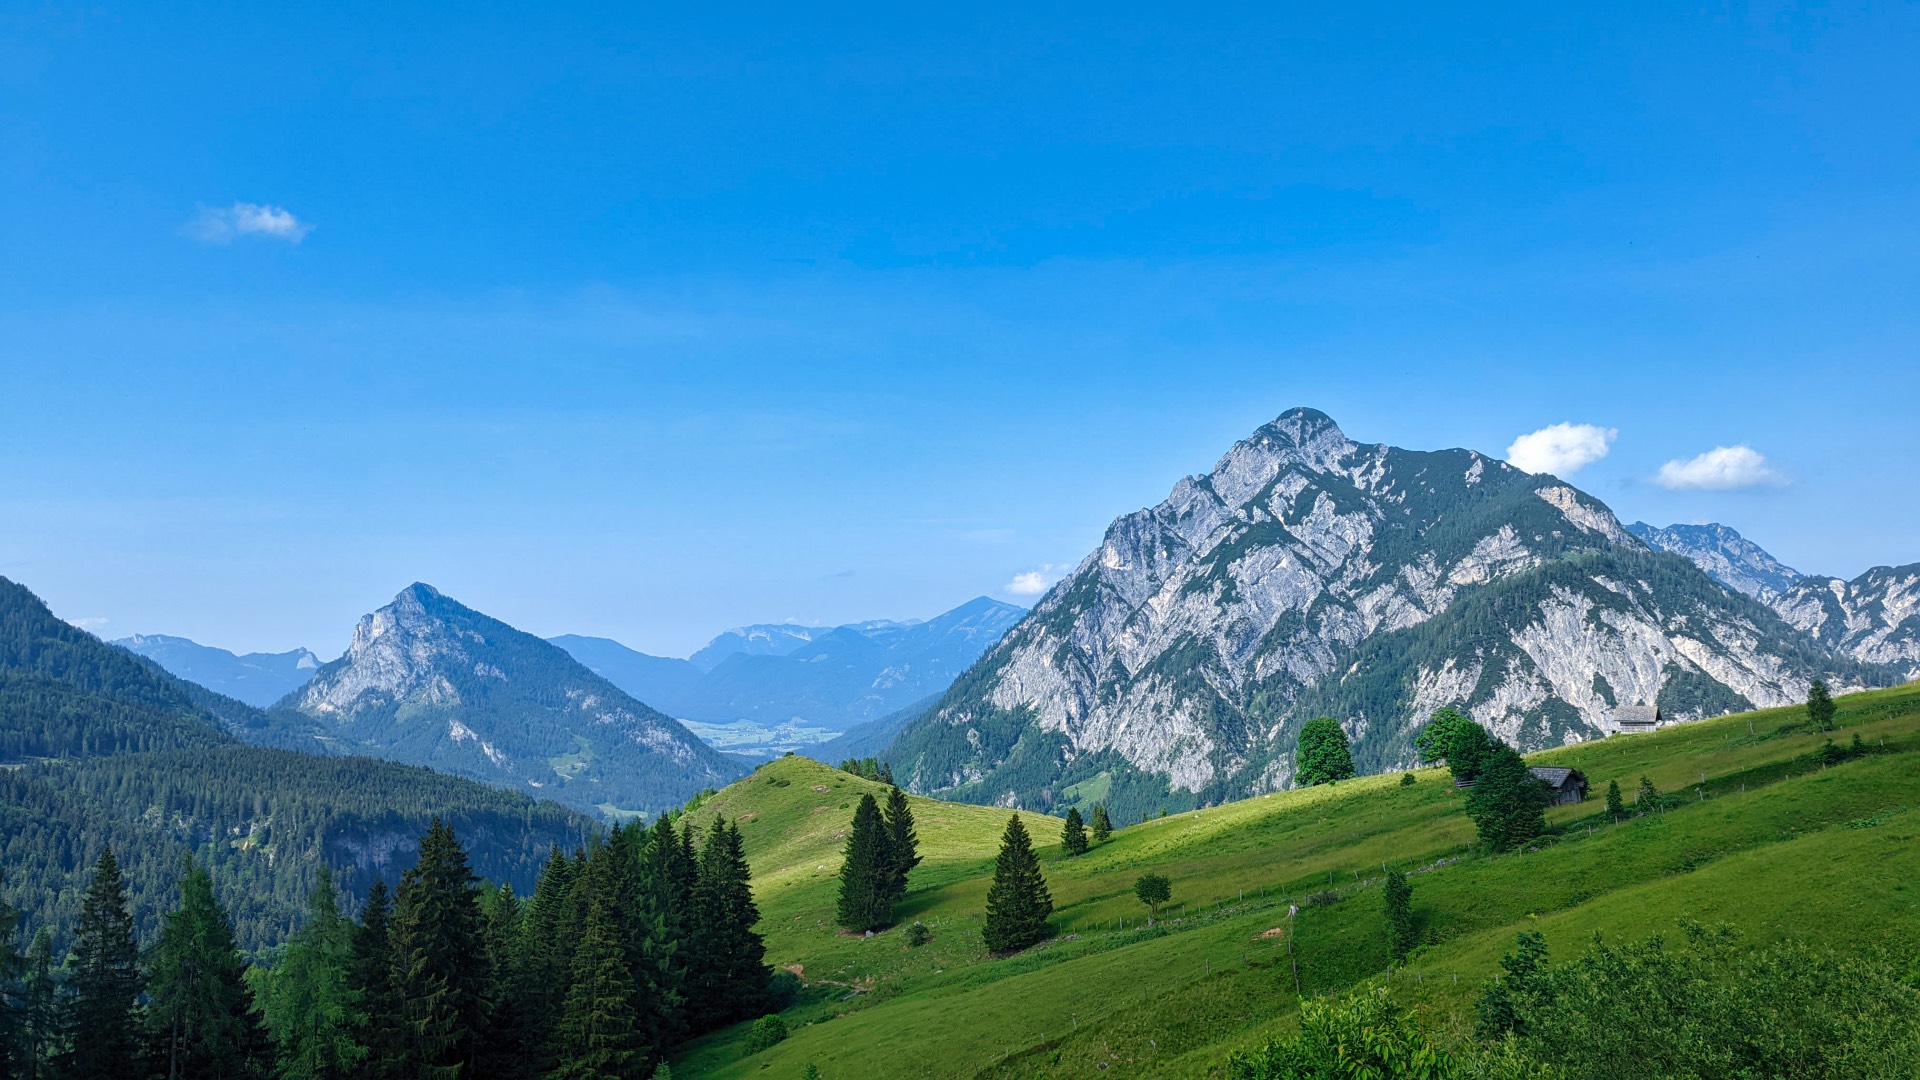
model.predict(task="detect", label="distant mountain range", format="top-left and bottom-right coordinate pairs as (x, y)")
top-left (1628, 522), bottom-right (1920, 680)
top-left (112, 633), bottom-right (323, 707)
top-left (883, 408), bottom-right (1902, 819)
top-left (281, 584), bottom-right (745, 816)
top-left (550, 596), bottom-right (1027, 753)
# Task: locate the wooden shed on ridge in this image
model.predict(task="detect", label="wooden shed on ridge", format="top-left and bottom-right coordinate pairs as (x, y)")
top-left (1528, 766), bottom-right (1588, 806)
top-left (1613, 705), bottom-right (1661, 735)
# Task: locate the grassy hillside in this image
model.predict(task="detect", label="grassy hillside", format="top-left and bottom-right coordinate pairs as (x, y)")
top-left (670, 685), bottom-right (1920, 1078)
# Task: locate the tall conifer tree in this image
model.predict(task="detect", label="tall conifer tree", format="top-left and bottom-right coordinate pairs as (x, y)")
top-left (145, 858), bottom-right (274, 1079)
top-left (261, 869), bottom-right (364, 1080)
top-left (1089, 804), bottom-right (1113, 844)
top-left (836, 796), bottom-right (890, 933)
top-left (983, 816), bottom-right (1052, 954)
top-left (0, 881), bottom-right (21, 1080)
top-left (59, 847), bottom-right (141, 1080)
top-left (690, 821), bottom-right (768, 1030)
top-left (880, 787), bottom-right (921, 905)
top-left (20, 928), bottom-right (56, 1080)
top-left (1060, 808), bottom-right (1089, 857)
top-left (348, 881), bottom-right (400, 1078)
top-left (550, 854), bottom-right (648, 1080)
top-left (388, 819), bottom-right (488, 1080)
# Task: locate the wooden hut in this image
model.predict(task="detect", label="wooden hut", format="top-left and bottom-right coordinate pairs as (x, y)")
top-left (1613, 704), bottom-right (1661, 735)
top-left (1528, 766), bottom-right (1588, 806)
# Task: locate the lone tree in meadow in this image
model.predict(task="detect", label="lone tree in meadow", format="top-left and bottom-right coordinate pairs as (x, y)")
top-left (1382, 869), bottom-right (1415, 961)
top-left (1606, 779), bottom-right (1624, 821)
top-left (1089, 803), bottom-right (1113, 844)
top-left (837, 793), bottom-right (893, 932)
top-left (1415, 707), bottom-right (1495, 785)
top-left (1295, 717), bottom-right (1357, 786)
top-left (1133, 873), bottom-right (1172, 925)
top-left (1807, 679), bottom-right (1837, 732)
top-left (1061, 807), bottom-right (1089, 857)
top-left (1636, 776), bottom-right (1661, 815)
top-left (983, 815), bottom-right (1052, 953)
top-left (1463, 742), bottom-right (1548, 851)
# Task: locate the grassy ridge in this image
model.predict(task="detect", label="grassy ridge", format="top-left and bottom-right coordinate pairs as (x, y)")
top-left (670, 684), bottom-right (1920, 1078)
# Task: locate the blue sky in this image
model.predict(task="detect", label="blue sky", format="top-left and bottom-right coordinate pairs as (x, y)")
top-left (2, 2), bottom-right (1917, 657)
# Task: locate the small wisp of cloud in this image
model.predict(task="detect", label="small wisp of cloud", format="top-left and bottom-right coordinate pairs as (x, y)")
top-left (66, 616), bottom-right (109, 634)
top-left (1653, 446), bottom-right (1784, 491)
top-left (1005, 564), bottom-right (1068, 597)
top-left (1505, 422), bottom-right (1617, 477)
top-left (186, 203), bottom-right (313, 244)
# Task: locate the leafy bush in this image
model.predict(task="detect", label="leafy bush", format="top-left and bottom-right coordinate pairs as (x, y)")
top-left (906, 921), bottom-right (932, 947)
top-left (1400, 771), bottom-right (1417, 787)
top-left (744, 1013), bottom-right (789, 1054)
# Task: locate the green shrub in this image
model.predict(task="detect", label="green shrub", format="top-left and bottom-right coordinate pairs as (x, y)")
top-left (745, 1013), bottom-right (789, 1055)
top-left (906, 921), bottom-right (931, 947)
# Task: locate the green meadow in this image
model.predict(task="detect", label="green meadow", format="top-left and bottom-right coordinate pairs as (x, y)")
top-left (671, 685), bottom-right (1920, 1077)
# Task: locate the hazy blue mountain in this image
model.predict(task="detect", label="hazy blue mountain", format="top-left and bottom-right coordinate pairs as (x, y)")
top-left (289, 584), bottom-right (745, 816)
top-left (885, 408), bottom-right (1892, 821)
top-left (1625, 522), bottom-right (1805, 603)
top-left (551, 598), bottom-right (1027, 753)
top-left (113, 632), bottom-right (323, 707)
top-left (547, 634), bottom-right (706, 707)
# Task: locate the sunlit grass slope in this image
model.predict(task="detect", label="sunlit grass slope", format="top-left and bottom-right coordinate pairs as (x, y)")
top-left (670, 684), bottom-right (1920, 1078)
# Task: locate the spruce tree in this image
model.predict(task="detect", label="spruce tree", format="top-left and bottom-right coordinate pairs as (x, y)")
top-left (1089, 804), bottom-right (1113, 844)
top-left (983, 815), bottom-right (1052, 953)
top-left (388, 819), bottom-right (488, 1080)
top-left (515, 847), bottom-right (579, 1078)
top-left (1807, 679), bottom-right (1837, 732)
top-left (1464, 744), bottom-right (1548, 851)
top-left (1060, 808), bottom-right (1089, 857)
top-left (0, 882), bottom-right (20, 1080)
top-left (1382, 869), bottom-right (1415, 961)
top-left (631, 818), bottom-right (688, 1053)
top-left (476, 883), bottom-right (528, 1080)
top-left (835, 795), bottom-right (891, 933)
top-left (260, 869), bottom-right (364, 1080)
top-left (348, 881), bottom-right (401, 1078)
top-left (1295, 717), bottom-right (1357, 786)
top-left (1636, 775), bottom-right (1661, 814)
top-left (880, 786), bottom-right (921, 905)
top-left (20, 928), bottom-right (56, 1080)
top-left (689, 821), bottom-right (768, 1030)
top-left (145, 858), bottom-right (274, 1079)
top-left (59, 847), bottom-right (141, 1080)
top-left (1605, 780), bottom-right (1624, 821)
top-left (549, 853), bottom-right (647, 1080)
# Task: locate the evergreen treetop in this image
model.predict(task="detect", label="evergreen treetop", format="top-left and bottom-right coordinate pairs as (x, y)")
top-left (1807, 679), bottom-right (1837, 732)
top-left (881, 786), bottom-right (921, 905)
top-left (1061, 807), bottom-right (1089, 857)
top-left (145, 857), bottom-right (273, 1079)
top-left (60, 846), bottom-right (142, 1080)
top-left (836, 795), bottom-right (891, 933)
top-left (983, 815), bottom-right (1052, 953)
top-left (1089, 803), bottom-right (1113, 844)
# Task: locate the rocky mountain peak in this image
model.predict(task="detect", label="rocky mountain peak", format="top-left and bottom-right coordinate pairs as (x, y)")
top-left (886, 409), bottom-right (1888, 819)
top-left (1626, 522), bottom-right (1804, 603)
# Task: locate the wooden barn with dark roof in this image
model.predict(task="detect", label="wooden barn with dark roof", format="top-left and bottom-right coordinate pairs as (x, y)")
top-left (1528, 766), bottom-right (1588, 806)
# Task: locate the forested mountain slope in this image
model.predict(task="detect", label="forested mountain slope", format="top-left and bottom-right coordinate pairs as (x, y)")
top-left (0, 576), bottom-right (596, 951)
top-left (885, 409), bottom-right (1892, 818)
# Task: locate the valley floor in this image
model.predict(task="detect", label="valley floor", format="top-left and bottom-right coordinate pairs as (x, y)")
top-left (671, 685), bottom-right (1920, 1078)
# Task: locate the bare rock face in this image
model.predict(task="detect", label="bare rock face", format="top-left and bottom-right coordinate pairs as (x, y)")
top-left (1626, 521), bottom-right (1806, 603)
top-left (294, 583), bottom-right (744, 816)
top-left (887, 408), bottom-right (1893, 816)
top-left (1772, 565), bottom-right (1920, 678)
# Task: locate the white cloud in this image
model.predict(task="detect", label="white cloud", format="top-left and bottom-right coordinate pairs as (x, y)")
top-left (1005, 564), bottom-right (1068, 596)
top-left (67, 616), bottom-right (109, 633)
top-left (1505, 422), bottom-right (1618, 476)
top-left (187, 202), bottom-right (313, 244)
top-left (1653, 445), bottom-right (1785, 491)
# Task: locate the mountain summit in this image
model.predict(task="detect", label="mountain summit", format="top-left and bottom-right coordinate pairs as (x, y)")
top-left (1625, 522), bottom-right (1805, 603)
top-left (884, 408), bottom-right (1887, 817)
top-left (290, 583), bottom-right (743, 814)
